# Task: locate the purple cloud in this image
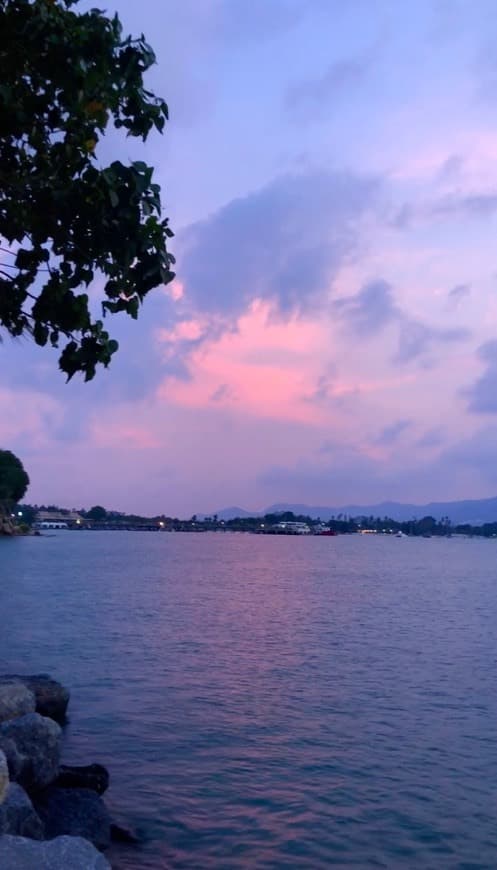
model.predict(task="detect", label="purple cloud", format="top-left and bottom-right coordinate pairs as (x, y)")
top-left (415, 427), bottom-right (446, 449)
top-left (258, 425), bottom-right (497, 506)
top-left (395, 320), bottom-right (469, 363)
top-left (465, 341), bottom-right (497, 414)
top-left (210, 383), bottom-right (235, 402)
top-left (334, 280), bottom-right (399, 335)
top-left (285, 57), bottom-right (370, 121)
top-left (177, 170), bottom-right (379, 321)
top-left (448, 283), bottom-right (471, 306)
top-left (335, 279), bottom-right (470, 363)
top-left (375, 419), bottom-right (412, 445)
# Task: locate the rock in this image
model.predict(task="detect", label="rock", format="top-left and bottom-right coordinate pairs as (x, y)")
top-left (110, 821), bottom-right (141, 843)
top-left (55, 763), bottom-right (109, 795)
top-left (1, 736), bottom-right (27, 783)
top-left (0, 713), bottom-right (61, 792)
top-left (0, 783), bottom-right (44, 838)
top-left (0, 748), bottom-right (9, 804)
top-left (0, 683), bottom-right (36, 723)
top-left (24, 676), bottom-right (70, 723)
top-left (35, 787), bottom-right (111, 851)
top-left (0, 737), bottom-right (25, 783)
top-left (0, 517), bottom-right (16, 536)
top-left (0, 834), bottom-right (111, 869)
top-left (0, 675), bottom-right (70, 723)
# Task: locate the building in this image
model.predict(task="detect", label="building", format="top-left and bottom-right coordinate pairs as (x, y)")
top-left (33, 510), bottom-right (84, 530)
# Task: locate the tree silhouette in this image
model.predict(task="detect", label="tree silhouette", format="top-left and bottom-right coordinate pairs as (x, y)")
top-left (0, 0), bottom-right (174, 380)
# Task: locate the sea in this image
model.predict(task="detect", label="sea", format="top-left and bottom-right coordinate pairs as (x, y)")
top-left (1, 531), bottom-right (496, 869)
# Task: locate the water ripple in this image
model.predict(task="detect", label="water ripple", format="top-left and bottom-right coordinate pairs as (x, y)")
top-left (1, 533), bottom-right (497, 868)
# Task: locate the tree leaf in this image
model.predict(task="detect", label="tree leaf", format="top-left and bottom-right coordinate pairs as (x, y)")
top-left (0, 0), bottom-right (173, 381)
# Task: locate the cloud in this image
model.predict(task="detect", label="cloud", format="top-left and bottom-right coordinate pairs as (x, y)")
top-left (415, 427), bottom-right (446, 448)
top-left (213, 0), bottom-right (316, 42)
top-left (436, 154), bottom-right (465, 182)
top-left (177, 170), bottom-right (379, 322)
top-left (0, 283), bottom-right (188, 457)
top-left (285, 57), bottom-right (369, 121)
top-left (432, 192), bottom-right (497, 219)
top-left (0, 384), bottom-right (68, 456)
top-left (210, 383), bottom-right (234, 402)
top-left (258, 423), bottom-right (497, 506)
top-left (465, 340), bottom-right (497, 413)
top-left (448, 283), bottom-right (471, 306)
top-left (2, 287), bottom-right (180, 404)
top-left (305, 373), bottom-right (336, 403)
top-left (335, 278), bottom-right (470, 363)
top-left (395, 320), bottom-right (469, 363)
top-left (393, 192), bottom-right (497, 229)
top-left (158, 301), bottom-right (325, 424)
top-left (444, 426), bottom-right (497, 481)
top-left (374, 418), bottom-right (412, 445)
top-left (259, 445), bottom-right (380, 500)
top-left (334, 279), bottom-right (399, 335)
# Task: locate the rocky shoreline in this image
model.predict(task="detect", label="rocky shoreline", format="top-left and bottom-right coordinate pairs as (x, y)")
top-left (0, 675), bottom-right (132, 868)
top-left (0, 517), bottom-right (23, 536)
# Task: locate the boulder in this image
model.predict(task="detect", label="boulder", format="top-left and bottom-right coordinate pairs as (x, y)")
top-left (0, 748), bottom-right (9, 804)
top-left (1, 737), bottom-right (26, 783)
top-left (54, 763), bottom-right (109, 795)
top-left (0, 675), bottom-right (70, 723)
top-left (35, 787), bottom-right (111, 851)
top-left (0, 713), bottom-right (61, 792)
top-left (0, 683), bottom-right (36, 723)
top-left (111, 820), bottom-right (141, 843)
top-left (0, 783), bottom-right (44, 839)
top-left (0, 517), bottom-right (16, 536)
top-left (0, 834), bottom-right (111, 869)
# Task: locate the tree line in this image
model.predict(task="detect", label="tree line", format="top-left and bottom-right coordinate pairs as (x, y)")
top-left (12, 504), bottom-right (497, 538)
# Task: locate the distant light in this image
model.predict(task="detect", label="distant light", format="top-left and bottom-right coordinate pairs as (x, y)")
top-left (159, 521), bottom-right (165, 527)
top-left (17, 511), bottom-right (22, 517)
top-left (76, 519), bottom-right (81, 525)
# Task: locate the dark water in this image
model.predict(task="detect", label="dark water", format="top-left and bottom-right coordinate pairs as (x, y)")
top-left (1, 532), bottom-right (497, 869)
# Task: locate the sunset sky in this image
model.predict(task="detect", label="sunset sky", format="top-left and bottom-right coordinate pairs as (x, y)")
top-left (3, 0), bottom-right (497, 516)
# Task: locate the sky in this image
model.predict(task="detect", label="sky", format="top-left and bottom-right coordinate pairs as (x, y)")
top-left (3, 0), bottom-right (497, 516)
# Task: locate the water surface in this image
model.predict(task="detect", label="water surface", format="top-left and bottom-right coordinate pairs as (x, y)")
top-left (1, 532), bottom-right (496, 868)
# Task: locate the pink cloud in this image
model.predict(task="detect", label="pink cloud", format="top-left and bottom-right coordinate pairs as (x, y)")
top-left (158, 318), bottom-right (205, 342)
top-left (90, 418), bottom-right (163, 449)
top-left (0, 388), bottom-right (61, 448)
top-left (164, 279), bottom-right (184, 301)
top-left (158, 301), bottom-right (330, 423)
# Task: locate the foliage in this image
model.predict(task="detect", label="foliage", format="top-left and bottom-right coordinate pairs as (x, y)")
top-left (85, 504), bottom-right (107, 520)
top-left (14, 503), bottom-right (497, 537)
top-left (0, 449), bottom-right (30, 505)
top-left (15, 503), bottom-right (37, 525)
top-left (0, 0), bottom-right (174, 380)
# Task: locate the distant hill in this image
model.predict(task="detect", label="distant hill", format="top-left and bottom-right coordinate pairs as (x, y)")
top-left (212, 496), bottom-right (497, 525)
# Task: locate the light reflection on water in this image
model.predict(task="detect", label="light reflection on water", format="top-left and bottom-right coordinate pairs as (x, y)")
top-left (1, 532), bottom-right (497, 868)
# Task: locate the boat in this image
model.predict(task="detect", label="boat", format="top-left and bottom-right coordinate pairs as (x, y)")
top-left (274, 521), bottom-right (311, 535)
top-left (313, 524), bottom-right (337, 536)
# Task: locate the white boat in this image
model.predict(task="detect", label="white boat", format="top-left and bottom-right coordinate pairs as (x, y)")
top-left (274, 521), bottom-right (311, 535)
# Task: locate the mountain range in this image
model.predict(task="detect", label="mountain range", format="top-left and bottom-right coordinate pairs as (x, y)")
top-left (211, 496), bottom-right (497, 525)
